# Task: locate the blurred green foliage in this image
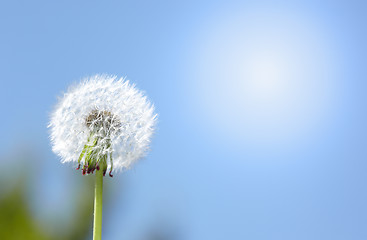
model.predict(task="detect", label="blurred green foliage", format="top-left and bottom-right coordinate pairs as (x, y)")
top-left (0, 174), bottom-right (94, 240)
top-left (0, 180), bottom-right (49, 240)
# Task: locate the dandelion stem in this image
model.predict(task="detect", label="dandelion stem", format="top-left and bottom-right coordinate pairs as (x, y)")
top-left (93, 167), bottom-right (103, 240)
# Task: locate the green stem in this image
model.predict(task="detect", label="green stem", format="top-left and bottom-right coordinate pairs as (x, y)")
top-left (93, 168), bottom-right (103, 240)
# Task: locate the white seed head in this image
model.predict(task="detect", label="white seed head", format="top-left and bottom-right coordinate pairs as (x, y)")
top-left (49, 75), bottom-right (157, 175)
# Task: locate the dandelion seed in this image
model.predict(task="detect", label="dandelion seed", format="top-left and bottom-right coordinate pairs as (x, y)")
top-left (49, 74), bottom-right (157, 176)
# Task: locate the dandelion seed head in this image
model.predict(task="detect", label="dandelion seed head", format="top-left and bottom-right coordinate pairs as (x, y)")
top-left (49, 75), bottom-right (157, 174)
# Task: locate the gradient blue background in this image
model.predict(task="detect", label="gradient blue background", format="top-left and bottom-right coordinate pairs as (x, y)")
top-left (0, 0), bottom-right (366, 239)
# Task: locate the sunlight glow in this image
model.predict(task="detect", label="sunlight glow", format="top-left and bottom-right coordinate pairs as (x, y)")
top-left (188, 8), bottom-right (338, 147)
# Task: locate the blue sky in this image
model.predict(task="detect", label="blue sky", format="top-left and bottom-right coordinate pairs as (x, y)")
top-left (0, 0), bottom-right (366, 239)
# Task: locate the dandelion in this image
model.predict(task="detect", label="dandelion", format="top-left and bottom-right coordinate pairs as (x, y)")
top-left (49, 74), bottom-right (157, 240)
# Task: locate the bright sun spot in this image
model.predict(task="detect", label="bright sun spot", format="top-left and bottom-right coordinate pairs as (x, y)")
top-left (187, 8), bottom-right (338, 148)
top-left (244, 52), bottom-right (289, 102)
